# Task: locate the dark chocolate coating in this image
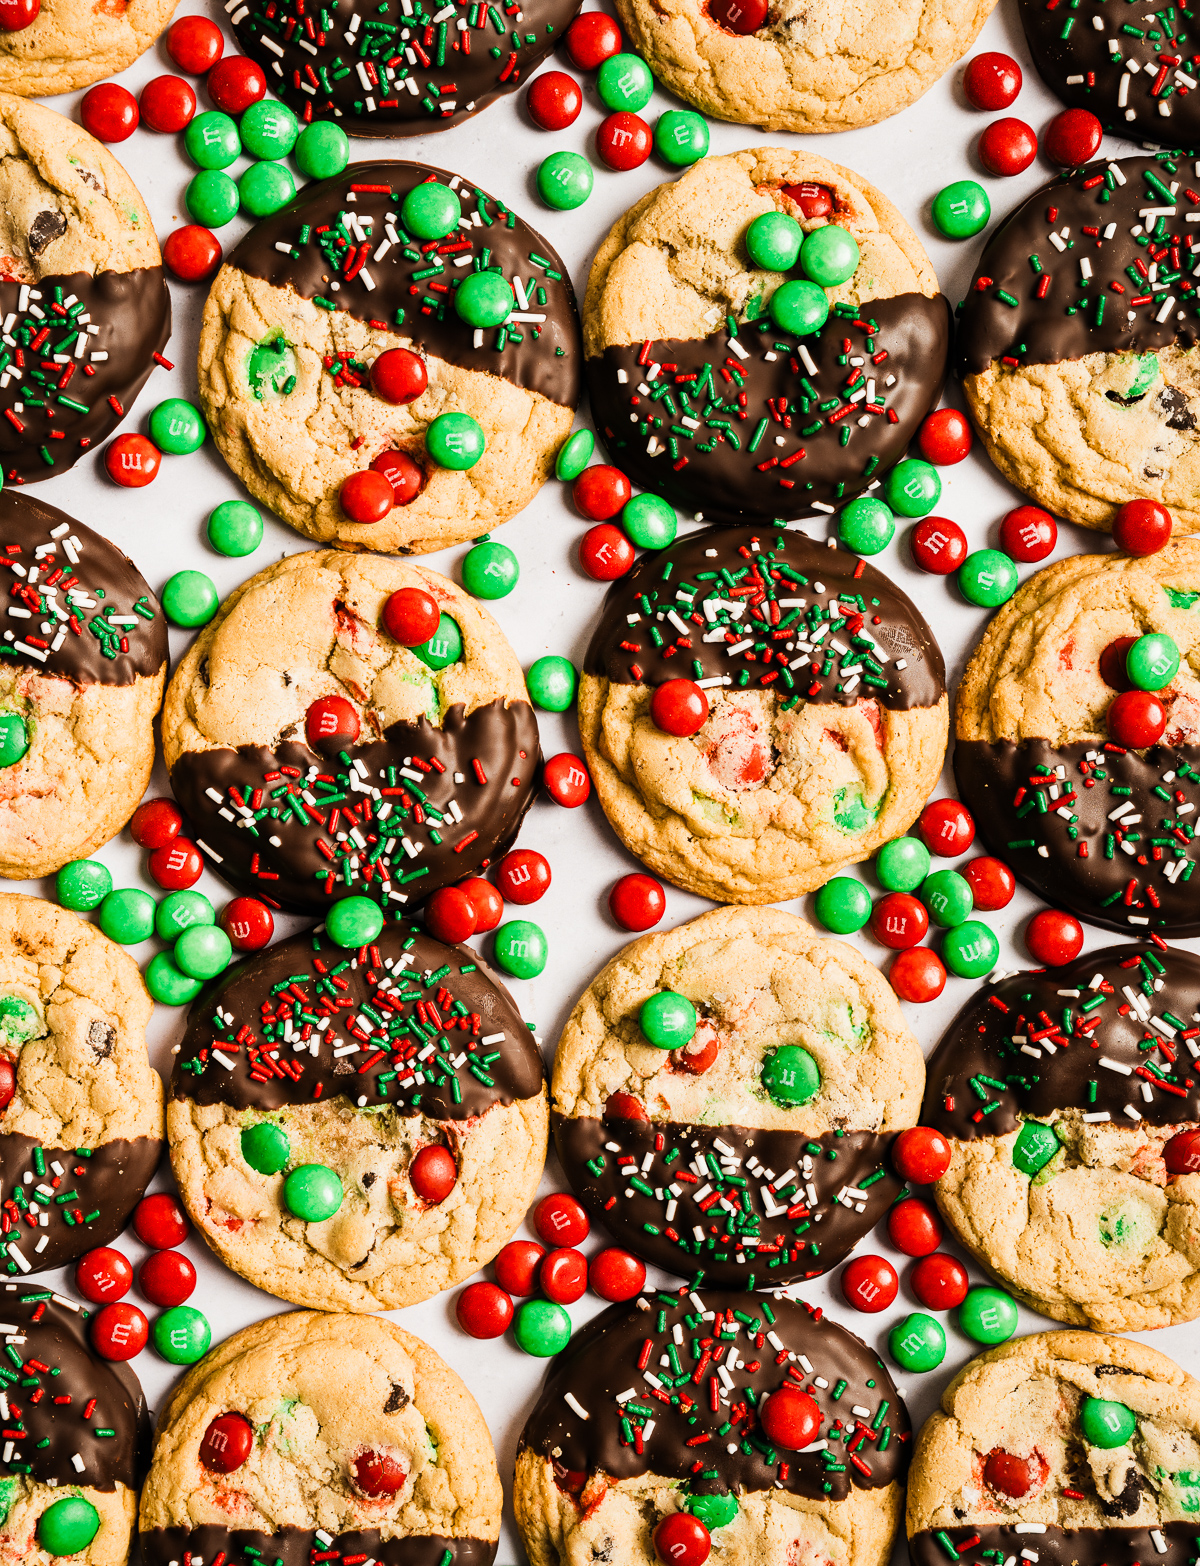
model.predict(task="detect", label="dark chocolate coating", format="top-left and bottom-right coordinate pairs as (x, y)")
top-left (140, 1526), bottom-right (495, 1566)
top-left (555, 1116), bottom-right (901, 1288)
top-left (911, 1523), bottom-right (1199, 1566)
top-left (518, 1288), bottom-right (910, 1501)
top-left (0, 488), bottom-right (167, 687)
top-left (584, 523), bottom-right (945, 710)
top-left (228, 162), bottom-right (580, 407)
top-left (1018, 0), bottom-right (1200, 148)
top-left (230, 0), bottom-right (580, 138)
top-left (587, 292), bottom-right (951, 524)
top-left (955, 738), bottom-right (1200, 935)
top-left (0, 1134), bottom-right (163, 1275)
top-left (921, 942), bottom-right (1200, 1141)
top-left (172, 918), bottom-right (544, 1119)
top-left (956, 155), bottom-right (1200, 378)
top-left (0, 269), bottom-right (170, 484)
top-left (169, 699), bottom-right (541, 914)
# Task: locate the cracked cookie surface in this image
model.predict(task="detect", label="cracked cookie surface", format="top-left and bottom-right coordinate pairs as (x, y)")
top-left (0, 0), bottom-right (177, 97)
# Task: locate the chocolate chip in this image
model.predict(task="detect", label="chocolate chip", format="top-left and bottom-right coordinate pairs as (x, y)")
top-left (28, 209), bottom-right (66, 258)
top-left (87, 1019), bottom-right (116, 1058)
top-left (1157, 384), bottom-right (1196, 431)
top-left (1099, 1471), bottom-right (1144, 1518)
top-left (384, 1382), bottom-right (409, 1412)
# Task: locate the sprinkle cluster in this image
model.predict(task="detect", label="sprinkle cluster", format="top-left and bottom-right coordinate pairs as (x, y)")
top-left (1039, 0), bottom-right (1199, 126)
top-left (1, 1148), bottom-right (106, 1277)
top-left (0, 1286), bottom-right (114, 1476)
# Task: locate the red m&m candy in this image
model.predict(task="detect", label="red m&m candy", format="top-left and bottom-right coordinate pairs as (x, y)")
top-left (962, 856), bottom-right (1015, 911)
top-left (140, 75), bottom-right (197, 133)
top-left (978, 117), bottom-right (1037, 176)
top-left (134, 1192), bottom-right (191, 1249)
top-left (370, 348), bottom-right (427, 405)
top-left (963, 52), bottom-right (1022, 110)
top-left (589, 1247), bottom-right (646, 1301)
top-left (888, 1196), bottom-right (943, 1257)
top-left (458, 877), bottom-right (504, 933)
top-left (81, 83), bottom-right (139, 143)
top-left (372, 449), bottom-right (423, 506)
top-left (918, 409), bottom-right (972, 465)
top-left (207, 54), bottom-right (266, 113)
top-left (1113, 498), bottom-right (1172, 556)
top-left (383, 586), bottom-right (440, 645)
top-left (409, 1145), bottom-right (457, 1203)
top-left (75, 1247), bottom-right (133, 1304)
top-left (596, 111), bottom-right (651, 171)
top-left (0, 1060), bottom-right (14, 1111)
top-left (709, 0), bottom-right (767, 31)
top-left (149, 837), bottom-right (203, 890)
top-left (605, 1090), bottom-right (649, 1122)
top-left (984, 1449), bottom-right (1041, 1499)
top-left (580, 523), bottom-right (635, 580)
top-left (139, 1249), bottom-right (197, 1308)
top-left (759, 1387), bottom-right (821, 1449)
top-left (650, 679), bottom-right (708, 737)
top-left (91, 1301), bottom-right (148, 1361)
top-left (352, 1450), bottom-right (408, 1500)
top-left (911, 517), bottom-right (967, 576)
top-left (782, 182), bottom-right (833, 219)
top-left (424, 886), bottom-right (477, 945)
top-left (999, 505), bottom-right (1056, 563)
top-left (1024, 909), bottom-right (1084, 967)
top-left (911, 1252), bottom-right (969, 1311)
top-left (573, 465), bottom-right (631, 520)
top-left (890, 946), bottom-right (946, 1003)
top-left (494, 1239), bottom-right (546, 1296)
top-left (892, 1126), bottom-right (952, 1184)
top-left (609, 873), bottom-right (666, 932)
top-left (871, 892), bottom-right (928, 950)
top-left (105, 433), bottom-right (160, 488)
top-left (540, 1247), bottom-right (588, 1304)
top-left (497, 848), bottom-right (551, 905)
top-left (841, 1254), bottom-right (898, 1312)
top-left (340, 469), bottom-right (394, 523)
top-left (0, 0), bottom-right (39, 31)
top-left (1044, 107), bottom-right (1102, 166)
top-left (199, 1412), bottom-right (253, 1473)
top-left (653, 1513), bottom-right (711, 1566)
top-left (534, 1192), bottom-right (589, 1247)
top-left (918, 798), bottom-right (975, 857)
top-left (456, 1280), bottom-right (513, 1338)
top-left (1107, 689), bottom-right (1166, 748)
top-left (163, 225), bottom-right (222, 283)
top-left (220, 896), bottom-right (274, 952)
top-left (527, 70), bottom-right (583, 130)
top-left (565, 10), bottom-right (622, 68)
top-left (543, 752), bottom-right (591, 808)
top-left (130, 797), bottom-right (182, 849)
top-left (1100, 636), bottom-right (1137, 693)
top-left (304, 694), bottom-right (360, 753)
top-left (1165, 1129), bottom-right (1200, 1175)
top-left (168, 15), bottom-right (224, 72)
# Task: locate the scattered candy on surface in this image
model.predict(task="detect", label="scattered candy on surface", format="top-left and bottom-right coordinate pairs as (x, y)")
top-left (958, 1285), bottom-right (1019, 1344)
top-left (977, 117), bottom-right (1037, 176)
top-left (1113, 498), bottom-right (1172, 556)
top-left (814, 876), bottom-right (872, 934)
top-left (888, 1311), bottom-right (946, 1372)
top-left (543, 753), bottom-right (591, 808)
top-left (917, 407), bottom-right (972, 465)
top-left (1024, 908), bottom-right (1084, 966)
top-left (456, 1281), bottom-right (514, 1338)
top-left (527, 70), bottom-right (583, 130)
top-left (609, 872), bottom-right (666, 931)
top-left (911, 1252), bottom-right (969, 1311)
top-left (841, 1254), bottom-right (899, 1313)
top-left (998, 504), bottom-right (1056, 563)
top-left (80, 83), bottom-right (138, 143)
top-left (963, 51), bottom-right (1022, 110)
top-left (911, 516), bottom-right (968, 575)
top-left (889, 945), bottom-right (946, 1003)
top-left (893, 1126), bottom-right (953, 1184)
top-left (1044, 107), bottom-right (1103, 167)
top-left (932, 179), bottom-right (990, 239)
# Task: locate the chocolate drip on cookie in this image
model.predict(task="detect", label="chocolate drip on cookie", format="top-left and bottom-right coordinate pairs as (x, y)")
top-left (585, 524), bottom-right (945, 711)
top-left (228, 162), bottom-right (579, 407)
top-left (587, 293), bottom-right (950, 523)
top-left (957, 155), bottom-right (1200, 378)
top-left (140, 1527), bottom-right (495, 1566)
top-left (518, 1289), bottom-right (909, 1500)
top-left (0, 269), bottom-right (170, 484)
top-left (955, 738), bottom-right (1200, 934)
top-left (169, 700), bottom-right (540, 914)
top-left (554, 1117), bottom-right (901, 1288)
top-left (172, 920), bottom-right (544, 1121)
top-left (911, 1522), bottom-right (1199, 1566)
top-left (921, 943), bottom-right (1200, 1142)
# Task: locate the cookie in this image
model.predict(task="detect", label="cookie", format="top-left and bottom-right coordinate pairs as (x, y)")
top-left (958, 154), bottom-right (1200, 534)
top-left (0, 490), bottom-right (168, 880)
top-left (162, 549), bottom-right (540, 916)
top-left (514, 1284), bottom-right (911, 1566)
top-left (0, 0), bottom-right (177, 98)
top-left (0, 1283), bottom-right (149, 1566)
top-left (612, 0), bottom-right (996, 135)
top-left (579, 524), bottom-right (948, 904)
top-left (168, 911), bottom-right (547, 1312)
top-left (584, 148), bottom-right (950, 524)
top-left (552, 905), bottom-right (924, 1289)
top-left (197, 161), bottom-right (580, 555)
top-left (0, 93), bottom-right (170, 486)
top-left (955, 538), bottom-right (1200, 935)
top-left (922, 941), bottom-right (1200, 1332)
top-left (227, 0), bottom-right (580, 136)
top-left (0, 892), bottom-right (164, 1278)
top-left (908, 1330), bottom-right (1200, 1566)
top-left (138, 1310), bottom-right (502, 1566)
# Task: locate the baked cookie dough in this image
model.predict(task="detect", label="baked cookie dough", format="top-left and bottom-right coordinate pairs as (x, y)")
top-left (0, 892), bottom-right (164, 1278)
top-left (138, 1311), bottom-right (501, 1566)
top-left (613, 0), bottom-right (996, 134)
top-left (0, 490), bottom-right (168, 881)
top-left (954, 538), bottom-right (1200, 934)
top-left (922, 942), bottom-right (1200, 1332)
top-left (168, 916), bottom-right (547, 1312)
top-left (162, 549), bottom-right (540, 916)
top-left (552, 905), bottom-right (924, 1288)
top-left (515, 1284), bottom-right (911, 1566)
top-left (958, 154), bottom-right (1200, 533)
top-left (0, 0), bottom-right (177, 98)
top-left (585, 148), bottom-right (950, 525)
top-left (0, 93), bottom-right (170, 485)
top-left (908, 1330), bottom-right (1200, 1566)
top-left (0, 1283), bottom-right (149, 1566)
top-left (580, 524), bottom-right (948, 904)
top-left (198, 161), bottom-right (580, 554)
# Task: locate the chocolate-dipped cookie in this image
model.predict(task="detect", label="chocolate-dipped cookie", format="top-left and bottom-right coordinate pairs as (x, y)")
top-left (514, 1284), bottom-right (910, 1566)
top-left (161, 549), bottom-right (540, 916)
top-left (0, 490), bottom-right (168, 879)
top-left (584, 148), bottom-right (949, 526)
top-left (0, 93), bottom-right (170, 485)
top-left (0, 1283), bottom-right (149, 1565)
top-left (922, 942), bottom-right (1200, 1332)
top-left (0, 893), bottom-right (164, 1279)
top-left (580, 523), bottom-right (947, 904)
top-left (197, 161), bottom-right (581, 555)
top-left (957, 154), bottom-right (1200, 532)
top-left (552, 906), bottom-right (924, 1290)
top-left (138, 1311), bottom-right (501, 1566)
top-left (955, 539), bottom-right (1200, 935)
top-left (168, 914), bottom-right (547, 1311)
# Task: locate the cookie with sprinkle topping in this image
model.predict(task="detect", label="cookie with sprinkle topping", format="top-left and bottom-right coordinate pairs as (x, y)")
top-left (514, 1284), bottom-right (910, 1566)
top-left (580, 523), bottom-right (947, 904)
top-left (197, 161), bottom-right (581, 555)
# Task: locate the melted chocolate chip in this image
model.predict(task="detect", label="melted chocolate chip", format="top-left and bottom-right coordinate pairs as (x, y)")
top-left (911, 1523), bottom-right (1197, 1566)
top-left (140, 1528), bottom-right (494, 1566)
top-left (87, 1019), bottom-right (116, 1058)
top-left (384, 1382), bottom-right (409, 1413)
top-left (28, 210), bottom-right (66, 257)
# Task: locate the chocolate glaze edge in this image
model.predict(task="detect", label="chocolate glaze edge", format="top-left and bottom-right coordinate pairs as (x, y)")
top-left (139, 1526), bottom-right (496, 1566)
top-left (911, 1523), bottom-right (1199, 1566)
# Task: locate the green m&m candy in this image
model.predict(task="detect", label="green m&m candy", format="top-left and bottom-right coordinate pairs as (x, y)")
top-left (527, 655), bottom-right (576, 711)
top-left (285, 1162), bottom-right (343, 1220)
top-left (0, 713), bottom-right (28, 768)
top-left (1127, 632), bottom-right (1180, 691)
top-left (814, 876), bottom-right (872, 934)
top-left (514, 1298), bottom-right (571, 1355)
top-left (921, 869), bottom-right (973, 928)
top-left (958, 550), bottom-right (1018, 609)
top-left (932, 179), bottom-right (990, 240)
top-left (155, 890), bottom-right (214, 941)
top-left (1081, 1396), bottom-right (1137, 1448)
top-left (800, 225), bottom-right (860, 287)
top-left (99, 888), bottom-right (155, 945)
top-left (942, 919), bottom-right (1000, 978)
top-left (959, 1285), bottom-right (1018, 1344)
top-left (150, 398), bottom-right (205, 456)
top-left (654, 110), bottom-right (709, 166)
top-left (688, 1493), bottom-right (738, 1530)
top-left (597, 52), bottom-right (654, 111)
top-left (185, 169), bottom-right (239, 229)
top-left (412, 613), bottom-right (464, 671)
top-left (185, 110), bottom-right (240, 170)
top-left (639, 991), bottom-right (697, 1049)
top-left (145, 952), bottom-right (204, 1006)
top-left (242, 1120), bottom-right (290, 1175)
top-left (745, 211), bottom-right (803, 272)
top-left (207, 499), bottom-right (264, 557)
top-left (770, 278), bottom-right (829, 337)
top-left (884, 458), bottom-right (940, 518)
top-left (37, 1496), bottom-right (101, 1556)
top-left (162, 570), bottom-right (219, 628)
top-left (838, 496), bottom-right (894, 555)
top-left (326, 896), bottom-right (384, 948)
top-left (402, 181), bottom-right (460, 239)
top-left (537, 151), bottom-right (592, 210)
top-left (888, 1312), bottom-right (946, 1372)
top-left (153, 1304), bottom-right (212, 1364)
top-left (555, 428), bottom-right (594, 481)
top-left (876, 836), bottom-right (930, 893)
top-left (1013, 1120), bottom-right (1061, 1177)
top-left (494, 920), bottom-right (548, 979)
top-left (454, 271), bottom-right (514, 329)
top-left (56, 858), bottom-right (112, 911)
top-left (622, 493), bottom-right (677, 549)
top-left (427, 411), bottom-right (485, 470)
top-left (240, 97), bottom-right (299, 159)
top-left (175, 923), bottom-right (232, 980)
top-left (761, 1045), bottom-right (821, 1106)
top-left (461, 541), bottom-right (519, 600)
top-left (238, 160), bottom-right (295, 218)
top-left (294, 120), bottom-right (349, 179)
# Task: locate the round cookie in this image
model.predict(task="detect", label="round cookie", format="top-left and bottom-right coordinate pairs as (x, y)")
top-left (515, 1284), bottom-right (911, 1566)
top-left (0, 93), bottom-right (170, 486)
top-left (552, 905), bottom-right (925, 1289)
top-left (922, 942), bottom-right (1200, 1332)
top-left (0, 1283), bottom-right (149, 1566)
top-left (167, 916), bottom-right (547, 1311)
top-left (584, 149), bottom-right (949, 525)
top-left (138, 1311), bottom-right (501, 1566)
top-left (0, 0), bottom-right (177, 98)
top-left (0, 892), bottom-right (164, 1277)
top-left (612, 0), bottom-right (996, 134)
top-left (162, 549), bottom-right (540, 916)
top-left (955, 538), bottom-right (1200, 935)
top-left (0, 490), bottom-right (168, 880)
top-left (580, 524), bottom-right (948, 904)
top-left (908, 1330), bottom-right (1200, 1566)
top-left (958, 154), bottom-right (1200, 534)
top-left (197, 161), bottom-right (581, 555)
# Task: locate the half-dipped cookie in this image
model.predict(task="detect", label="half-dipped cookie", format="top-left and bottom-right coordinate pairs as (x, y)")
top-left (552, 906), bottom-right (924, 1289)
